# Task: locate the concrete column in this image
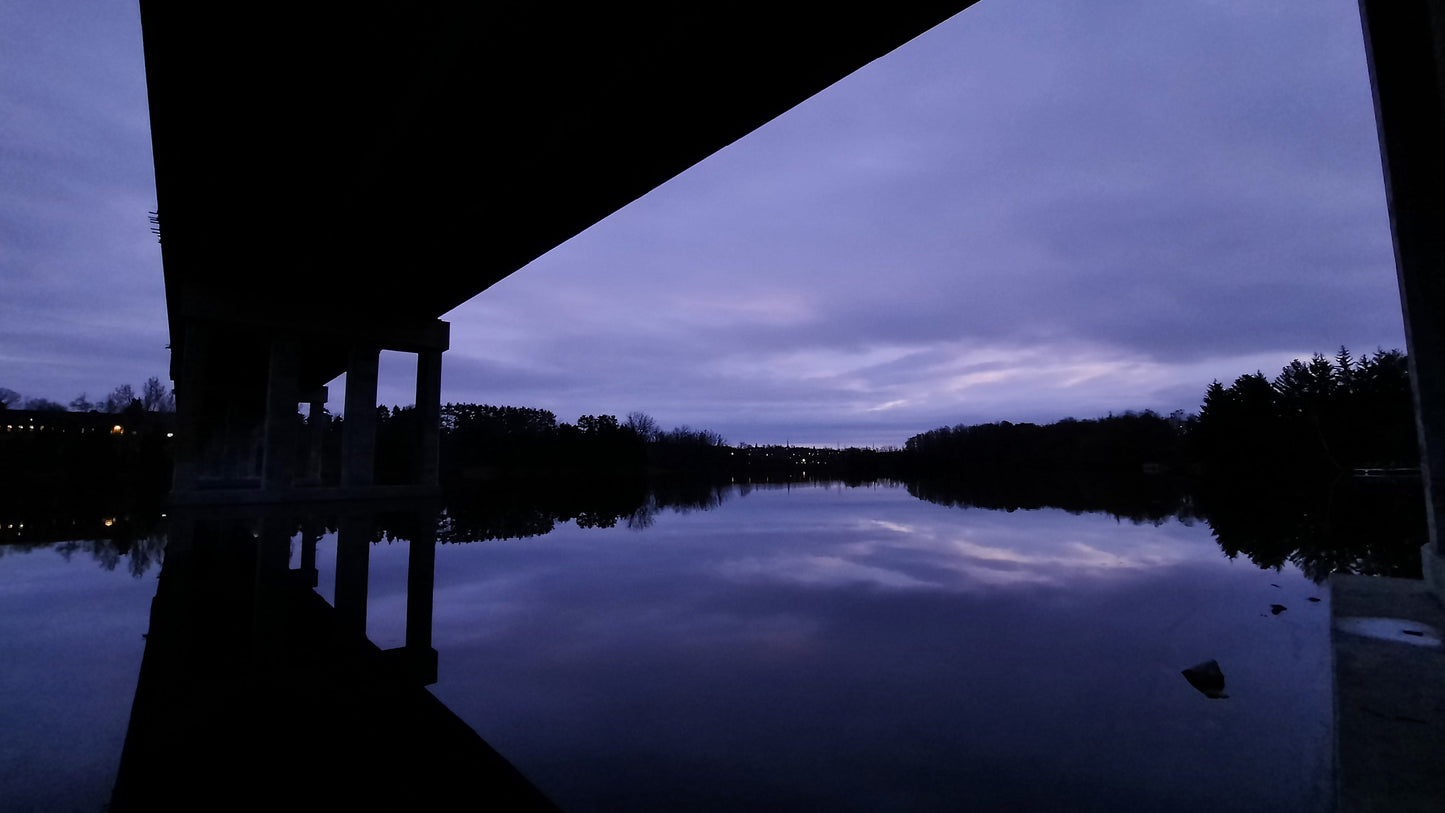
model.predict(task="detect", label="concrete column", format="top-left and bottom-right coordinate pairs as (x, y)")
top-left (334, 513), bottom-right (371, 639)
top-left (341, 345), bottom-right (380, 489)
top-left (300, 387), bottom-right (328, 485)
top-left (1359, 0), bottom-right (1445, 587)
top-left (171, 322), bottom-right (209, 493)
top-left (416, 349), bottom-right (443, 486)
top-left (261, 337), bottom-right (300, 494)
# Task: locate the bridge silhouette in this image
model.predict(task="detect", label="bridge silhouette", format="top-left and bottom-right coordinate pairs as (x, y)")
top-left (139, 2), bottom-right (980, 503)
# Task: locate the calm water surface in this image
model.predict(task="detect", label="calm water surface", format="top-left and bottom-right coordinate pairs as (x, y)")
top-left (2, 482), bottom-right (1332, 811)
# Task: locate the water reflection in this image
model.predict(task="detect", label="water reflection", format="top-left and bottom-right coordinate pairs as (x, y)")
top-left (108, 503), bottom-right (558, 812)
top-left (420, 485), bottom-right (1332, 811)
top-left (4, 474), bottom-right (1425, 585)
top-left (907, 473), bottom-right (1427, 582)
top-left (0, 475), bottom-right (1425, 810)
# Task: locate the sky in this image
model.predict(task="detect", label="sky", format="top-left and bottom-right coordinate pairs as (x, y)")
top-left (0, 1), bottom-right (1408, 447)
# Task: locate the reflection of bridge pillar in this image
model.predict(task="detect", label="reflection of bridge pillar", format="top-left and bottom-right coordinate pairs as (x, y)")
top-left (405, 514), bottom-right (439, 684)
top-left (253, 515), bottom-right (292, 663)
top-left (341, 345), bottom-right (380, 489)
top-left (294, 521), bottom-right (322, 588)
top-left (1359, 0), bottom-right (1445, 594)
top-left (334, 514), bottom-right (372, 639)
top-left (417, 349), bottom-right (443, 487)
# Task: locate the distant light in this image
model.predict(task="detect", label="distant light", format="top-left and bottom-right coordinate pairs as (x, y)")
top-left (166, 432), bottom-right (174, 438)
top-left (103, 518), bottom-right (115, 527)
top-left (111, 425), bottom-right (123, 435)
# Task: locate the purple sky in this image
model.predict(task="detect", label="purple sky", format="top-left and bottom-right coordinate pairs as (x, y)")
top-left (1, 1), bottom-right (1407, 447)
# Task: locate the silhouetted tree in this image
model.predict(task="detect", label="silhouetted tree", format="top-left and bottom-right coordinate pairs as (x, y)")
top-left (104, 384), bottom-right (137, 414)
top-left (23, 398), bottom-right (67, 412)
top-left (70, 393), bottom-right (95, 412)
top-left (141, 377), bottom-right (174, 412)
top-left (1192, 347), bottom-right (1414, 475)
top-left (0, 387), bottom-right (20, 410)
top-left (625, 411), bottom-right (660, 442)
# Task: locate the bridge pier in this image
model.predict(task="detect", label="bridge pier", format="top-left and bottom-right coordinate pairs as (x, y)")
top-left (1359, 0), bottom-right (1445, 602)
top-left (341, 345), bottom-right (381, 489)
top-left (417, 349), bottom-right (443, 488)
top-left (168, 315), bottom-right (448, 505)
top-left (300, 387), bottom-right (329, 486)
top-left (262, 337), bottom-right (301, 495)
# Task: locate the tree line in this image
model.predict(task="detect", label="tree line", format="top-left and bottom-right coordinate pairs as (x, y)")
top-left (0, 378), bottom-right (175, 414)
top-left (902, 347), bottom-right (1417, 480)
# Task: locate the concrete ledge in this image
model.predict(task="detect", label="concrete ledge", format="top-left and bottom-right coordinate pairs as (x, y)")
top-left (1331, 573), bottom-right (1445, 812)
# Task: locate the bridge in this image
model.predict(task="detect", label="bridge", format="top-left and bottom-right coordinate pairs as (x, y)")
top-left (138, 2), bottom-right (978, 502)
top-left (140, 2), bottom-right (1445, 577)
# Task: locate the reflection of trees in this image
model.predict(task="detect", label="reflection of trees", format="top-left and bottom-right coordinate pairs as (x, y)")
top-left (438, 479), bottom-right (650, 543)
top-left (910, 471), bottom-right (1429, 584)
top-left (435, 479), bottom-right (738, 543)
top-left (1, 494), bottom-right (169, 577)
top-left (907, 473), bottom-right (1191, 525)
top-left (1197, 475), bottom-right (1427, 582)
top-left (53, 535), bottom-right (167, 578)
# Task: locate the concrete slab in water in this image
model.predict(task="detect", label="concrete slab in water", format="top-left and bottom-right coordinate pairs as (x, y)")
top-left (1331, 574), bottom-right (1445, 812)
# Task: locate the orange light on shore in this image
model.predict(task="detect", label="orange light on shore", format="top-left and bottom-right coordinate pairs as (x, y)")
top-left (110, 425), bottom-right (123, 435)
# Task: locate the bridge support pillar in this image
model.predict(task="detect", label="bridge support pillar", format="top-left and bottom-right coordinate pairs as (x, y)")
top-left (168, 315), bottom-right (445, 503)
top-left (341, 345), bottom-right (380, 489)
top-left (171, 323), bottom-right (209, 493)
top-left (299, 387), bottom-right (328, 486)
top-left (417, 349), bottom-right (442, 487)
top-left (1360, 0), bottom-right (1445, 600)
top-left (261, 337), bottom-right (300, 494)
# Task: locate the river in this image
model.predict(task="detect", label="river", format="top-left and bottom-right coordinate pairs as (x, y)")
top-left (1, 480), bottom-right (1355, 810)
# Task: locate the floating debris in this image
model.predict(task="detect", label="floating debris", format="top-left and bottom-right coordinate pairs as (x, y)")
top-left (1271, 604), bottom-right (1287, 615)
top-left (1307, 597), bottom-right (1321, 603)
top-left (1182, 660), bottom-right (1229, 699)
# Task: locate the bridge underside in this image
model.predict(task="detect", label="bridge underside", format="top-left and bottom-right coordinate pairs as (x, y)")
top-left (140, 2), bottom-right (978, 500)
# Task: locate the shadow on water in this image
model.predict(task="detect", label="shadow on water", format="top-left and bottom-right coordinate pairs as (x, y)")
top-left (106, 501), bottom-right (559, 812)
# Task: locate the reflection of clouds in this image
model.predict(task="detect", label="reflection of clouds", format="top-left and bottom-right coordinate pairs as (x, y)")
top-left (719, 555), bottom-right (933, 590)
top-left (737, 511), bottom-right (1202, 592)
top-left (861, 519), bottom-right (915, 535)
